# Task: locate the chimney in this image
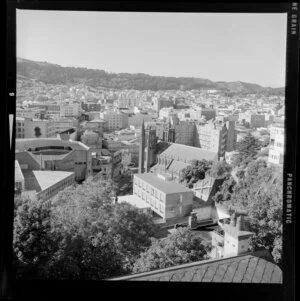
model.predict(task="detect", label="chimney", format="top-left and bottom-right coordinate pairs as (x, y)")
top-left (230, 212), bottom-right (237, 227)
top-left (188, 211), bottom-right (197, 229)
top-left (236, 214), bottom-right (246, 231)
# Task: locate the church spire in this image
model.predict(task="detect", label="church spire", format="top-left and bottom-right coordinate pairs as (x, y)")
top-left (138, 120), bottom-right (145, 173)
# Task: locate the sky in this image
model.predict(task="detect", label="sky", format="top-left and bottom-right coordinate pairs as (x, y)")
top-left (17, 10), bottom-right (287, 88)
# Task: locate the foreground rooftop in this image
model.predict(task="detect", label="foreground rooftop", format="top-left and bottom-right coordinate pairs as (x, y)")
top-left (109, 251), bottom-right (282, 283)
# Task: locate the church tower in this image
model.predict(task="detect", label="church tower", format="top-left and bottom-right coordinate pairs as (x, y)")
top-left (138, 120), bottom-right (145, 174)
top-left (145, 126), bottom-right (157, 173)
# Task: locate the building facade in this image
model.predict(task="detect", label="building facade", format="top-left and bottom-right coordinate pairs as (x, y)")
top-left (268, 124), bottom-right (284, 165)
top-left (133, 173), bottom-right (194, 221)
top-left (100, 109), bottom-right (129, 130)
top-left (60, 103), bottom-right (82, 118)
top-left (15, 138), bottom-right (93, 182)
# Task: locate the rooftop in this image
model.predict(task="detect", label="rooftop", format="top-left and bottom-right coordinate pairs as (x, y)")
top-left (109, 251), bottom-right (282, 283)
top-left (15, 160), bottom-right (24, 182)
top-left (160, 143), bottom-right (218, 162)
top-left (117, 194), bottom-right (151, 209)
top-left (15, 138), bottom-right (90, 151)
top-left (134, 173), bottom-right (192, 194)
top-left (32, 170), bottom-right (74, 191)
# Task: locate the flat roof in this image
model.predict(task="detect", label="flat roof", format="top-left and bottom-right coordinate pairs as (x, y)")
top-left (134, 173), bottom-right (192, 194)
top-left (32, 170), bottom-right (74, 191)
top-left (16, 138), bottom-right (90, 151)
top-left (117, 194), bottom-right (151, 209)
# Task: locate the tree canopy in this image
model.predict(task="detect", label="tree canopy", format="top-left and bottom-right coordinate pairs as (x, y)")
top-left (212, 159), bottom-right (283, 264)
top-left (13, 199), bottom-right (58, 279)
top-left (133, 227), bottom-right (211, 273)
top-left (14, 178), bottom-right (159, 280)
top-left (232, 133), bottom-right (262, 167)
top-left (180, 159), bottom-right (213, 187)
top-left (208, 160), bottom-right (232, 179)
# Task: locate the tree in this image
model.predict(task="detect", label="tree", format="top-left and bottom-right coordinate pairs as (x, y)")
top-left (218, 160), bottom-right (283, 264)
top-left (13, 199), bottom-right (58, 279)
top-left (102, 202), bottom-right (160, 268)
top-left (34, 126), bottom-right (42, 138)
top-left (49, 178), bottom-right (159, 278)
top-left (180, 159), bottom-right (213, 187)
top-left (232, 133), bottom-right (262, 167)
top-left (133, 228), bottom-right (211, 273)
top-left (208, 160), bottom-right (232, 179)
top-left (46, 231), bottom-right (126, 280)
top-left (212, 176), bottom-right (236, 205)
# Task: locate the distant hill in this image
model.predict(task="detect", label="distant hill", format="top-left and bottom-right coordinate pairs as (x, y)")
top-left (17, 57), bottom-right (285, 95)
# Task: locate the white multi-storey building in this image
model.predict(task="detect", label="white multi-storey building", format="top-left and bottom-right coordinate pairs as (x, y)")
top-left (133, 173), bottom-right (194, 221)
top-left (60, 103), bottom-right (82, 117)
top-left (100, 109), bottom-right (128, 130)
top-left (268, 123), bottom-right (284, 165)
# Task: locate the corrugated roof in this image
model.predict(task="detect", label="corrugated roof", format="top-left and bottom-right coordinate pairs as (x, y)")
top-left (109, 251), bottom-right (282, 283)
top-left (161, 143), bottom-right (218, 162)
top-left (134, 173), bottom-right (192, 194)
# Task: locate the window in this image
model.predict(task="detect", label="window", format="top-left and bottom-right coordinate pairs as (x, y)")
top-left (160, 194), bottom-right (164, 202)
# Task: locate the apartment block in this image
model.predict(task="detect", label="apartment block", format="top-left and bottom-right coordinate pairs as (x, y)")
top-left (16, 117), bottom-right (57, 139)
top-left (133, 173), bottom-right (194, 221)
top-left (60, 103), bottom-right (82, 117)
top-left (81, 102), bottom-right (101, 112)
top-left (100, 109), bottom-right (129, 130)
top-left (194, 120), bottom-right (236, 158)
top-left (268, 123), bottom-right (284, 165)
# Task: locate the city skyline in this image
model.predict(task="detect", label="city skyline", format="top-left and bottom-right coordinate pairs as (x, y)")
top-left (17, 10), bottom-right (287, 88)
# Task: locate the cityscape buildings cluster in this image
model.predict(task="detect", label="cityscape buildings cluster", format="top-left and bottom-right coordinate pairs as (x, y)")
top-left (15, 72), bottom-right (285, 282)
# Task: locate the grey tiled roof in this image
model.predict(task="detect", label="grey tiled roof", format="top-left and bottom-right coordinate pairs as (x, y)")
top-left (160, 143), bottom-right (219, 162)
top-left (109, 252), bottom-right (282, 283)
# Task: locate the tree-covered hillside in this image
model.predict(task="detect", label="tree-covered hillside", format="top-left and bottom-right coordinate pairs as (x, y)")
top-left (17, 58), bottom-right (284, 94)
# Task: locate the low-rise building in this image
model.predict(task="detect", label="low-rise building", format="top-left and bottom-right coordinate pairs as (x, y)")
top-left (133, 173), bottom-right (194, 221)
top-left (15, 137), bottom-right (92, 182)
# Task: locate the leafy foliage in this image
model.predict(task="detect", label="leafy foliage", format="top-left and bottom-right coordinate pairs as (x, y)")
top-left (232, 133), bottom-right (262, 167)
top-left (180, 159), bottom-right (213, 187)
top-left (133, 228), bottom-right (211, 273)
top-left (14, 178), bottom-right (159, 280)
top-left (13, 199), bottom-right (58, 279)
top-left (212, 159), bottom-right (283, 264)
top-left (208, 160), bottom-right (232, 179)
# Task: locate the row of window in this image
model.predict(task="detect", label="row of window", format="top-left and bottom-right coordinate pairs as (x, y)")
top-left (134, 182), bottom-right (164, 202)
top-left (44, 176), bottom-right (74, 198)
top-left (269, 154), bottom-right (279, 160)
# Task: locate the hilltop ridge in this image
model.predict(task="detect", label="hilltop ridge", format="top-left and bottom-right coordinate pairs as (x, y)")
top-left (17, 57), bottom-right (284, 95)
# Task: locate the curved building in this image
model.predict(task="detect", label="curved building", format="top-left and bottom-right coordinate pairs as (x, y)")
top-left (15, 137), bottom-right (93, 182)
